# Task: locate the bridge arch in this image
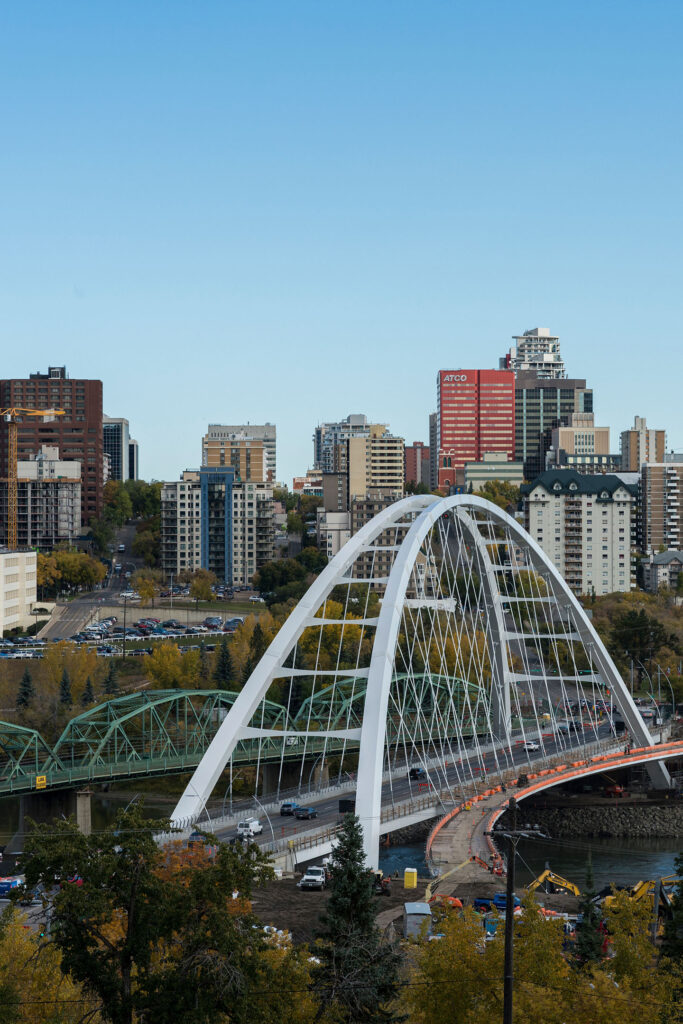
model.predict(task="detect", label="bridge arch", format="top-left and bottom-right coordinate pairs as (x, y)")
top-left (172, 495), bottom-right (665, 864)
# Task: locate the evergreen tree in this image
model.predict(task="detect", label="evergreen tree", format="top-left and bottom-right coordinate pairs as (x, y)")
top-left (59, 669), bottom-right (73, 707)
top-left (249, 622), bottom-right (268, 662)
top-left (574, 854), bottom-right (604, 967)
top-left (104, 661), bottom-right (119, 696)
top-left (16, 667), bottom-right (34, 710)
top-left (213, 639), bottom-right (234, 690)
top-left (314, 814), bottom-right (402, 1022)
top-left (662, 851), bottom-right (683, 962)
top-left (241, 654), bottom-right (255, 686)
top-left (82, 676), bottom-right (95, 706)
top-left (199, 644), bottom-right (208, 680)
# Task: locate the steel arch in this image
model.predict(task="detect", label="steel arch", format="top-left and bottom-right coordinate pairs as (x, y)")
top-left (171, 495), bottom-right (665, 862)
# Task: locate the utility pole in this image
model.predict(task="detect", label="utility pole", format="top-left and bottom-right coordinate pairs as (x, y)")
top-left (485, 797), bottom-right (549, 1024)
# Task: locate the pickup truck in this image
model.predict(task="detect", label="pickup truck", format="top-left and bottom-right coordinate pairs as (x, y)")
top-left (298, 865), bottom-right (327, 891)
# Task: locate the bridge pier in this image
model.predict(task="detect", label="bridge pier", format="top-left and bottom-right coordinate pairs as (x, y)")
top-left (5, 788), bottom-right (93, 855)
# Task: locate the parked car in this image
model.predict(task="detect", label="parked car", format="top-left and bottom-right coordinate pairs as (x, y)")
top-left (249, 596), bottom-right (266, 603)
top-left (294, 806), bottom-right (318, 820)
top-left (237, 817), bottom-right (263, 837)
top-left (280, 802), bottom-right (300, 816)
top-left (298, 865), bottom-right (326, 891)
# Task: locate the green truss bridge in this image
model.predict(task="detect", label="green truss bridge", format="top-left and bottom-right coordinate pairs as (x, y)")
top-left (0, 676), bottom-right (535, 799)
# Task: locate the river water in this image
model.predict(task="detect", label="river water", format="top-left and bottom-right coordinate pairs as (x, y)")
top-left (378, 836), bottom-right (681, 890)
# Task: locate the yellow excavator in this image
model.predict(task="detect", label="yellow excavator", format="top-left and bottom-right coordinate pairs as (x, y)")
top-left (604, 876), bottom-right (680, 910)
top-left (527, 867), bottom-right (581, 898)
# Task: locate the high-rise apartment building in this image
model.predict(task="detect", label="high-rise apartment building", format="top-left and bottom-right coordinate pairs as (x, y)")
top-left (203, 424), bottom-right (276, 483)
top-left (160, 472), bottom-right (202, 577)
top-left (13, 446), bottom-right (81, 549)
top-left (231, 481), bottom-right (275, 587)
top-left (640, 462), bottom-right (683, 553)
top-left (620, 417), bottom-right (666, 471)
top-left (103, 415), bottom-right (130, 482)
top-left (522, 471), bottom-right (636, 596)
top-left (501, 328), bottom-right (565, 379)
top-left (428, 413), bottom-right (438, 490)
top-left (436, 369), bottom-right (515, 490)
top-left (405, 442), bottom-right (431, 488)
top-left (347, 426), bottom-right (404, 500)
top-left (514, 372), bottom-right (593, 481)
top-left (313, 415), bottom-right (374, 474)
top-left (0, 366), bottom-right (103, 523)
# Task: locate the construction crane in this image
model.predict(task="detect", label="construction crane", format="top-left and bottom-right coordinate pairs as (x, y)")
top-left (1, 407), bottom-right (65, 549)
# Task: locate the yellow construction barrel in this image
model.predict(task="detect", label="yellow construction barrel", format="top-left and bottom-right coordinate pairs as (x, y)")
top-left (404, 868), bottom-right (418, 889)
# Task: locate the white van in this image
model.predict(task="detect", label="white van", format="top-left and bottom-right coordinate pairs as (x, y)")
top-left (237, 817), bottom-right (263, 837)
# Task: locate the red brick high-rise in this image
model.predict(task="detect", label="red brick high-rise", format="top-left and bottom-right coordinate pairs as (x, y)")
top-left (436, 369), bottom-right (515, 490)
top-left (0, 366), bottom-right (103, 524)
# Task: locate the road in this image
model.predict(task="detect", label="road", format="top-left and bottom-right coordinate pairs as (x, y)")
top-left (209, 722), bottom-right (617, 851)
top-left (40, 524), bottom-right (144, 640)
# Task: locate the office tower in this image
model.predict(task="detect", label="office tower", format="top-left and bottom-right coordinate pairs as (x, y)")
top-left (160, 471), bottom-right (202, 577)
top-left (620, 416), bottom-right (666, 471)
top-left (128, 439), bottom-right (139, 481)
top-left (203, 424), bottom-right (276, 482)
top-left (522, 471), bottom-right (636, 596)
top-left (102, 415), bottom-right (130, 482)
top-left (640, 462), bottom-right (683, 553)
top-left (501, 327), bottom-right (565, 379)
top-left (405, 442), bottom-right (431, 487)
top-left (514, 372), bottom-right (593, 481)
top-left (436, 369), bottom-right (515, 490)
top-left (0, 366), bottom-right (103, 523)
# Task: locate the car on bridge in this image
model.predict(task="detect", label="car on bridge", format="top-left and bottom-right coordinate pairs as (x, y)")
top-left (280, 802), bottom-right (300, 816)
top-left (522, 741), bottom-right (540, 751)
top-left (409, 766), bottom-right (427, 781)
top-left (294, 806), bottom-right (318, 820)
top-left (237, 818), bottom-right (263, 837)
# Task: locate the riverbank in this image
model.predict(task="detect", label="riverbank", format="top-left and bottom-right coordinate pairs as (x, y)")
top-left (500, 800), bottom-right (683, 838)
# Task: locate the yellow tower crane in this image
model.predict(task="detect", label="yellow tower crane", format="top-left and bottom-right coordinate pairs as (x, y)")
top-left (1, 407), bottom-right (65, 549)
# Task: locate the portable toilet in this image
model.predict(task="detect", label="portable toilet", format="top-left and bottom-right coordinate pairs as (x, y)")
top-left (403, 902), bottom-right (432, 939)
top-left (404, 867), bottom-right (418, 889)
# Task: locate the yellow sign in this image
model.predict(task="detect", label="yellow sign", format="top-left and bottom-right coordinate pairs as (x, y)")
top-left (36, 775), bottom-right (47, 790)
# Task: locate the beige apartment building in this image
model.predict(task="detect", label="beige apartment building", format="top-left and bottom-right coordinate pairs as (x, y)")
top-left (620, 416), bottom-right (665, 471)
top-left (202, 424), bottom-right (276, 483)
top-left (641, 462), bottom-right (682, 553)
top-left (347, 425), bottom-right (404, 500)
top-left (231, 481), bottom-right (275, 587)
top-left (0, 549), bottom-right (38, 634)
top-left (521, 471), bottom-right (636, 596)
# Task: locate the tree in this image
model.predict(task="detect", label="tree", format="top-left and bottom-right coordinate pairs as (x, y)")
top-left (59, 669), bottom-right (72, 707)
top-left (314, 814), bottom-right (402, 1022)
top-left (104, 661), bottom-right (119, 695)
top-left (36, 552), bottom-right (61, 597)
top-left (132, 571), bottom-right (158, 607)
top-left (214, 639), bottom-right (235, 690)
top-left (16, 667), bottom-right (34, 710)
top-left (663, 852), bottom-right (683, 962)
top-left (573, 855), bottom-right (605, 967)
top-left (123, 479), bottom-right (162, 519)
top-left (17, 805), bottom-right (317, 1024)
top-left (296, 547), bottom-right (328, 573)
top-left (476, 479), bottom-right (521, 512)
top-left (610, 608), bottom-right (679, 682)
top-left (132, 530), bottom-right (159, 567)
top-left (249, 622), bottom-right (268, 663)
top-left (82, 676), bottom-right (95, 706)
top-left (89, 514), bottom-right (115, 555)
top-left (103, 480), bottom-right (133, 526)
top-left (190, 569), bottom-right (216, 603)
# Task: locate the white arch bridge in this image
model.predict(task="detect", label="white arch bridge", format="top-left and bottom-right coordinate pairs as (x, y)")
top-left (172, 495), bottom-right (671, 865)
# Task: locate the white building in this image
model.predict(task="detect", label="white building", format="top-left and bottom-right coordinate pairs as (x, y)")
top-left (231, 481), bottom-right (275, 587)
top-left (521, 471), bottom-right (636, 596)
top-left (0, 549), bottom-right (37, 633)
top-left (0, 446), bottom-right (82, 550)
top-left (501, 328), bottom-right (565, 379)
top-left (316, 508), bottom-right (351, 559)
top-left (160, 471), bottom-right (202, 577)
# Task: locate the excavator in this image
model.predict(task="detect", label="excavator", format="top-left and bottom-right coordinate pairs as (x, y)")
top-left (527, 866), bottom-right (581, 897)
top-left (604, 875), bottom-right (680, 911)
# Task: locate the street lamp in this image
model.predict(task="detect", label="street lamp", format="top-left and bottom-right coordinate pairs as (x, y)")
top-left (252, 795), bottom-right (276, 849)
top-left (122, 596), bottom-right (128, 660)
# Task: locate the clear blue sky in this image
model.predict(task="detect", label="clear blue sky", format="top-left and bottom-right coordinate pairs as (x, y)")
top-left (2, 1), bottom-right (682, 484)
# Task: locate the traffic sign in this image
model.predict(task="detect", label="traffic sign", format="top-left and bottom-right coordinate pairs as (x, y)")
top-left (36, 775), bottom-right (47, 790)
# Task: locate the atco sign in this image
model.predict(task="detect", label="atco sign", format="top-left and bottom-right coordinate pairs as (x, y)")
top-left (443, 373), bottom-right (468, 382)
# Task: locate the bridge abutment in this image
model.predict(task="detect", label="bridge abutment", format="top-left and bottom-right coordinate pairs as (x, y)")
top-left (5, 788), bottom-right (93, 855)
